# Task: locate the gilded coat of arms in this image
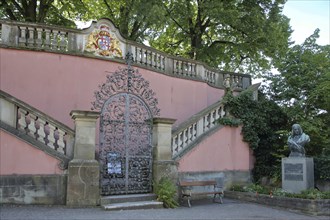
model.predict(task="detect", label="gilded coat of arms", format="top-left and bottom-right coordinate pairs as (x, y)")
top-left (86, 25), bottom-right (123, 58)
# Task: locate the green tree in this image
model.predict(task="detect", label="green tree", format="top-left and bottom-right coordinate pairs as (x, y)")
top-left (78, 0), bottom-right (165, 42)
top-left (264, 29), bottom-right (330, 157)
top-left (0, 0), bottom-right (84, 27)
top-left (149, 0), bottom-right (292, 76)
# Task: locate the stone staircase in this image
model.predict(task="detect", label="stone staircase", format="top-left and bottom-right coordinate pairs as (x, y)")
top-left (101, 193), bottom-right (163, 211)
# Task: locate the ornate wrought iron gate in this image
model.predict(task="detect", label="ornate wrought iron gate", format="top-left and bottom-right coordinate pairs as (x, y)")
top-left (93, 52), bottom-right (160, 195)
top-left (100, 93), bottom-right (153, 195)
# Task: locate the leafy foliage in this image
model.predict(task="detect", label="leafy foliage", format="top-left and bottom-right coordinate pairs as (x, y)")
top-left (263, 30), bottom-right (330, 180)
top-left (222, 89), bottom-right (288, 182)
top-left (230, 184), bottom-right (330, 199)
top-left (78, 0), bottom-right (165, 42)
top-left (154, 177), bottom-right (179, 208)
top-left (149, 0), bottom-right (292, 76)
top-left (1, 0), bottom-right (292, 75)
top-left (218, 117), bottom-right (242, 127)
top-left (314, 156), bottom-right (330, 181)
top-left (0, 0), bottom-right (82, 27)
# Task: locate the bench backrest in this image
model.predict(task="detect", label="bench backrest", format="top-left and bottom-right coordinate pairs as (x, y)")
top-left (179, 177), bottom-right (224, 188)
top-left (179, 180), bottom-right (216, 187)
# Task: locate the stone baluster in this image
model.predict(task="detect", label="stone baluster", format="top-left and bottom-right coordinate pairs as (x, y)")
top-left (188, 126), bottom-right (193, 143)
top-left (154, 52), bottom-right (158, 68)
top-left (176, 60), bottom-right (180, 74)
top-left (161, 56), bottom-right (165, 71)
top-left (130, 45), bottom-right (136, 61)
top-left (193, 123), bottom-right (197, 139)
top-left (155, 54), bottom-right (159, 69)
top-left (27, 113), bottom-right (38, 138)
top-left (135, 47), bottom-right (140, 63)
top-left (173, 60), bottom-right (177, 74)
top-left (137, 47), bottom-right (143, 64)
top-left (183, 129), bottom-right (188, 146)
top-left (140, 48), bottom-right (145, 65)
top-left (191, 63), bottom-right (195, 77)
top-left (56, 128), bottom-right (66, 154)
top-left (18, 26), bottom-right (27, 46)
top-left (27, 27), bottom-right (35, 47)
top-left (185, 63), bottom-right (190, 76)
top-left (154, 53), bottom-right (159, 68)
top-left (213, 110), bottom-right (218, 125)
top-left (36, 117), bottom-right (47, 144)
top-left (46, 122), bottom-right (56, 149)
top-left (204, 114), bottom-right (209, 131)
top-left (178, 132), bottom-right (182, 149)
top-left (44, 29), bottom-right (51, 49)
top-left (51, 30), bottom-right (58, 50)
top-left (184, 62), bottom-right (188, 75)
top-left (148, 51), bottom-right (152, 66)
top-left (59, 32), bottom-right (67, 51)
top-left (179, 61), bottom-right (183, 75)
top-left (36, 28), bottom-right (43, 48)
top-left (172, 136), bottom-right (178, 154)
top-left (17, 108), bottom-right (28, 131)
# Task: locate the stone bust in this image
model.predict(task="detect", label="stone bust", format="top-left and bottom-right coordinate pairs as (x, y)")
top-left (287, 124), bottom-right (310, 157)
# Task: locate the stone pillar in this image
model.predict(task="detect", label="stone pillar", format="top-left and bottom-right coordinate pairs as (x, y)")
top-left (66, 110), bottom-right (100, 206)
top-left (0, 97), bottom-right (17, 127)
top-left (282, 157), bottom-right (314, 193)
top-left (152, 118), bottom-right (178, 183)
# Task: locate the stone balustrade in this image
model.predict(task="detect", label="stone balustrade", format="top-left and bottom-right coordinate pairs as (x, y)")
top-left (0, 90), bottom-right (74, 158)
top-left (171, 101), bottom-right (226, 158)
top-left (0, 19), bottom-right (251, 90)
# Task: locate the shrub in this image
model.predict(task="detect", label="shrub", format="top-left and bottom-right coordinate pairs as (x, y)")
top-left (230, 184), bottom-right (330, 199)
top-left (154, 177), bottom-right (179, 208)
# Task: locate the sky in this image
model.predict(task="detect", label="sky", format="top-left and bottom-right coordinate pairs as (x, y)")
top-left (283, 0), bottom-right (330, 45)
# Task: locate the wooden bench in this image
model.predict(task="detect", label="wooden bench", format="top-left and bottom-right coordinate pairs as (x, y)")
top-left (178, 178), bottom-right (224, 207)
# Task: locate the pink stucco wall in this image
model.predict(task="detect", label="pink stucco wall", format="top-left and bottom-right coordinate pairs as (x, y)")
top-left (178, 126), bottom-right (254, 172)
top-left (0, 48), bottom-right (224, 129)
top-left (0, 130), bottom-right (63, 175)
top-left (0, 48), bottom-right (254, 175)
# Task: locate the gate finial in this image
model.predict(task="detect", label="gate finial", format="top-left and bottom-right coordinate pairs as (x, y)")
top-left (125, 52), bottom-right (134, 68)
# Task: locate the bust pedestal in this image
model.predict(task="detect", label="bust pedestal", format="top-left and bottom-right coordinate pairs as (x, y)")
top-left (281, 157), bottom-right (314, 193)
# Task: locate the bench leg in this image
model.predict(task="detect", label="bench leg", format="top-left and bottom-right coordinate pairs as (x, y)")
top-left (187, 197), bottom-right (191, 208)
top-left (181, 195), bottom-right (192, 208)
top-left (213, 193), bottom-right (223, 204)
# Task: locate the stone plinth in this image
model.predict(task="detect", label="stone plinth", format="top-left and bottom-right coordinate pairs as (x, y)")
top-left (70, 110), bottom-right (99, 160)
top-left (282, 157), bottom-right (314, 193)
top-left (153, 160), bottom-right (178, 183)
top-left (152, 118), bottom-right (176, 161)
top-left (66, 159), bottom-right (100, 206)
top-left (152, 118), bottom-right (178, 185)
top-left (67, 110), bottom-right (100, 206)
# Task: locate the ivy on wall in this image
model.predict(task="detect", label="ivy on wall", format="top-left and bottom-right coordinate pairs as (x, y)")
top-left (219, 89), bottom-right (289, 183)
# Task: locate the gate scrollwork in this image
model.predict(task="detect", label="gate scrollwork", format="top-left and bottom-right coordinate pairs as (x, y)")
top-left (92, 52), bottom-right (160, 195)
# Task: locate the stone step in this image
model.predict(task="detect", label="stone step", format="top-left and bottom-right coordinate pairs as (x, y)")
top-left (102, 200), bottom-right (163, 211)
top-left (100, 193), bottom-right (158, 205)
